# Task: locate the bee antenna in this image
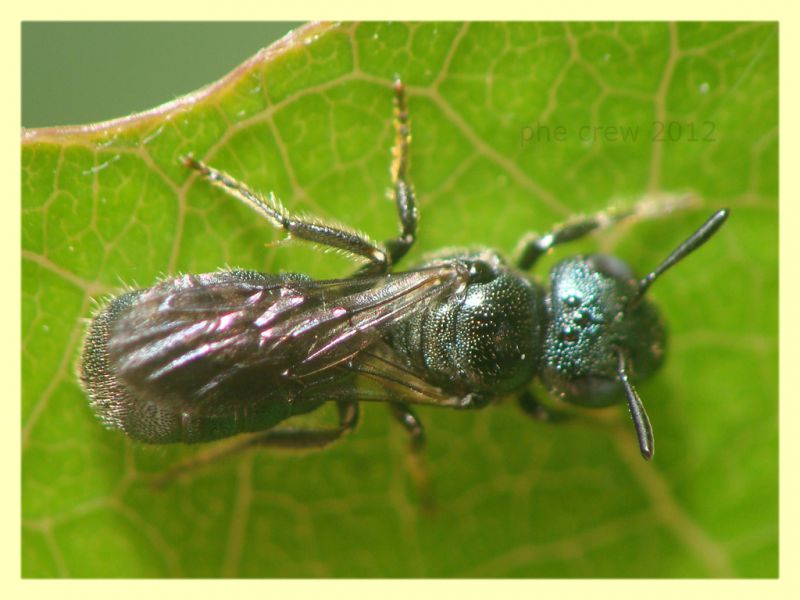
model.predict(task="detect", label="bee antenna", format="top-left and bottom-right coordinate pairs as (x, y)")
top-left (634, 209), bottom-right (729, 302)
top-left (616, 349), bottom-right (654, 460)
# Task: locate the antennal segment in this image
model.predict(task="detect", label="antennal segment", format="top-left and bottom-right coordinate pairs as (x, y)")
top-left (635, 208), bottom-right (729, 301)
top-left (616, 349), bottom-right (654, 460)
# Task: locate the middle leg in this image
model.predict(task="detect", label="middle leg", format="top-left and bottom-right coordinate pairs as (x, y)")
top-left (388, 402), bottom-right (434, 511)
top-left (380, 77), bottom-right (418, 269)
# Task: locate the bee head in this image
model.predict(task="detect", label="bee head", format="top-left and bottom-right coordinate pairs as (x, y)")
top-left (540, 209), bottom-right (729, 460)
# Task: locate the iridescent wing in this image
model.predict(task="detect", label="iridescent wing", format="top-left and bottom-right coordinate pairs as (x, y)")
top-left (108, 266), bottom-right (467, 417)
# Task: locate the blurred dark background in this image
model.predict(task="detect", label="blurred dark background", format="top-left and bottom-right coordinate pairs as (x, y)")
top-left (22, 22), bottom-right (303, 128)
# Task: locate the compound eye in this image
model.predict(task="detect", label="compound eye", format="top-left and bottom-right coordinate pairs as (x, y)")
top-left (468, 260), bottom-right (495, 284)
top-left (563, 376), bottom-right (621, 408)
top-left (588, 254), bottom-right (633, 280)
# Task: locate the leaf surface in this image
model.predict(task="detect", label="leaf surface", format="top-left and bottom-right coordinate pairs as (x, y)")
top-left (22, 22), bottom-right (777, 577)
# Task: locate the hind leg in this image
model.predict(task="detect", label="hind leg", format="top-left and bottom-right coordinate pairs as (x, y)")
top-left (151, 401), bottom-right (359, 489)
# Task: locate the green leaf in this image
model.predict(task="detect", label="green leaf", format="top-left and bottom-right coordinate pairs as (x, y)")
top-left (22, 22), bottom-right (777, 577)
